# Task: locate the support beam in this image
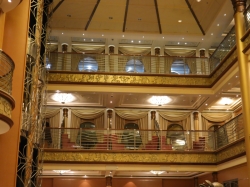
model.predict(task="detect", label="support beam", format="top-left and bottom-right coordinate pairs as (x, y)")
top-left (185, 0), bottom-right (205, 35)
top-left (123, 0), bottom-right (129, 32)
top-left (154, 0), bottom-right (162, 34)
top-left (85, 0), bottom-right (100, 31)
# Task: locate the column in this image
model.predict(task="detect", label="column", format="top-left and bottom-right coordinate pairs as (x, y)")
top-left (194, 177), bottom-right (199, 187)
top-left (231, 0), bottom-right (250, 184)
top-left (193, 112), bottom-right (199, 139)
top-left (106, 176), bottom-right (112, 187)
top-left (107, 109), bottom-right (113, 129)
top-left (0, 1), bottom-right (30, 186)
top-left (63, 108), bottom-right (69, 128)
top-left (212, 172), bottom-right (218, 182)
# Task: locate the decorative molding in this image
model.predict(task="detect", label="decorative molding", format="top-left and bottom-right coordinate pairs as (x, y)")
top-left (43, 152), bottom-right (216, 164)
top-left (42, 140), bottom-right (246, 165)
top-left (216, 140), bottom-right (246, 163)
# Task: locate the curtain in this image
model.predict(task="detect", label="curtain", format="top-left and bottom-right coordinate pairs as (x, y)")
top-left (201, 112), bottom-right (232, 130)
top-left (46, 44), bottom-right (58, 52)
top-left (71, 53), bottom-right (83, 71)
top-left (158, 110), bottom-right (191, 130)
top-left (186, 58), bottom-right (197, 74)
top-left (165, 56), bottom-right (174, 74)
top-left (115, 110), bottom-right (149, 146)
top-left (118, 47), bottom-right (151, 55)
top-left (70, 109), bottom-right (105, 142)
top-left (44, 108), bottom-right (61, 148)
top-left (72, 45), bottom-right (105, 54)
top-left (164, 48), bottom-right (196, 57)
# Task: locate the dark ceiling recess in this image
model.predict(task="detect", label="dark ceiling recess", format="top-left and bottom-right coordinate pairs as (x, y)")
top-left (49, 0), bottom-right (65, 17)
top-left (85, 0), bottom-right (101, 31)
top-left (123, 0), bottom-right (130, 32)
top-left (185, 0), bottom-right (205, 35)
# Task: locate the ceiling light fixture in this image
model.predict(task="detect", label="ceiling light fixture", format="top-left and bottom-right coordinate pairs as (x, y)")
top-left (53, 170), bottom-right (70, 175)
top-left (149, 96), bottom-right (171, 106)
top-left (150, 170), bottom-right (165, 175)
top-left (52, 93), bottom-right (75, 104)
top-left (218, 97), bottom-right (233, 105)
top-left (178, 20), bottom-right (182, 22)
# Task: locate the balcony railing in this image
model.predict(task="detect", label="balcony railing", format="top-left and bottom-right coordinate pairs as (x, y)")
top-left (46, 53), bottom-right (210, 75)
top-left (0, 50), bottom-right (15, 94)
top-left (43, 114), bottom-right (243, 152)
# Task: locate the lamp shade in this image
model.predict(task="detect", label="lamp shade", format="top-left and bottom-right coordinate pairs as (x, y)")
top-left (0, 0), bottom-right (22, 13)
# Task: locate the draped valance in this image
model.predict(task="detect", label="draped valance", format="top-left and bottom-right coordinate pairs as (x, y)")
top-left (72, 45), bottom-right (105, 54)
top-left (71, 109), bottom-right (105, 119)
top-left (118, 47), bottom-right (151, 55)
top-left (43, 108), bottom-right (60, 118)
top-left (201, 112), bottom-right (232, 122)
top-left (164, 48), bottom-right (196, 57)
top-left (115, 110), bottom-right (149, 120)
top-left (158, 110), bottom-right (191, 121)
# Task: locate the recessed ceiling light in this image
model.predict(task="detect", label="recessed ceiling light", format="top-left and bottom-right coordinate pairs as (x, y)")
top-left (197, 0), bottom-right (201, 2)
top-left (202, 38), bottom-right (204, 40)
top-left (83, 33), bottom-right (84, 35)
top-left (122, 35), bottom-right (124, 37)
top-left (84, 39), bottom-right (85, 41)
top-left (139, 41), bottom-right (141, 43)
top-left (217, 24), bottom-right (220, 26)
top-left (131, 40), bottom-right (133, 43)
top-left (162, 37), bottom-right (164, 39)
top-left (185, 43), bottom-right (187, 44)
top-left (8, 0), bottom-right (12, 2)
top-left (205, 103), bottom-right (208, 106)
top-left (91, 39), bottom-right (93, 41)
top-left (178, 20), bottom-right (182, 23)
top-left (102, 34), bottom-right (104, 36)
top-left (143, 36), bottom-right (144, 38)
top-left (211, 33), bottom-right (213, 35)
top-left (236, 75), bottom-right (238, 78)
top-left (236, 95), bottom-right (239, 97)
top-left (224, 14), bottom-right (226, 16)
top-left (182, 37), bottom-right (184, 39)
top-left (62, 33), bottom-right (64, 34)
top-left (178, 42), bottom-right (180, 44)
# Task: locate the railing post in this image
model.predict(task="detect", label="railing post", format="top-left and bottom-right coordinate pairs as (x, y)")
top-left (160, 130), bottom-right (162, 150)
top-left (134, 129), bottom-right (136, 150)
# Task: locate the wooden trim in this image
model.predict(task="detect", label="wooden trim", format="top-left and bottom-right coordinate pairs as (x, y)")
top-left (185, 0), bottom-right (205, 35)
top-left (154, 0), bottom-right (162, 34)
top-left (48, 0), bottom-right (65, 17)
top-left (85, 0), bottom-right (100, 31)
top-left (0, 90), bottom-right (15, 109)
top-left (123, 0), bottom-right (129, 32)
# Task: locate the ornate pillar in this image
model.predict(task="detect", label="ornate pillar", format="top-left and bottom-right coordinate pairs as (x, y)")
top-left (194, 177), bottom-right (199, 187)
top-left (231, 0), bottom-right (250, 184)
top-left (155, 48), bottom-right (160, 56)
top-left (212, 172), bottom-right (218, 182)
top-left (199, 49), bottom-right (205, 57)
top-left (193, 112), bottom-right (199, 139)
top-left (107, 109), bottom-right (113, 129)
top-left (63, 108), bottom-right (69, 128)
top-left (106, 176), bottom-right (112, 187)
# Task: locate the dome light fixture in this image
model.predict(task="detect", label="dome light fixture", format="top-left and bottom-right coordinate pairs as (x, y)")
top-left (53, 170), bottom-right (70, 175)
top-left (52, 93), bottom-right (75, 104)
top-left (150, 170), bottom-right (165, 175)
top-left (149, 96), bottom-right (171, 106)
top-left (218, 97), bottom-right (233, 105)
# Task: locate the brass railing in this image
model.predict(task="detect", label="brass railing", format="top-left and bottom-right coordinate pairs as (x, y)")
top-left (46, 53), bottom-right (210, 75)
top-left (43, 114), bottom-right (243, 151)
top-left (0, 50), bottom-right (15, 94)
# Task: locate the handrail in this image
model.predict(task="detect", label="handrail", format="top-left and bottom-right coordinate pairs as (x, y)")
top-left (42, 114), bottom-right (243, 152)
top-left (0, 50), bottom-right (15, 94)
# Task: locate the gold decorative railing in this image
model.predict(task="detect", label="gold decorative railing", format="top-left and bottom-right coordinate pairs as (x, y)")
top-left (0, 50), bottom-right (15, 134)
top-left (0, 50), bottom-right (15, 94)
